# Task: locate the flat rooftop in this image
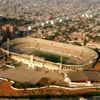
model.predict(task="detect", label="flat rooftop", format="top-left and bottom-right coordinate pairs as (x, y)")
top-left (67, 71), bottom-right (100, 82)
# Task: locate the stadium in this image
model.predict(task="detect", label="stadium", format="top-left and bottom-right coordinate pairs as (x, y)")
top-left (1, 37), bottom-right (98, 71)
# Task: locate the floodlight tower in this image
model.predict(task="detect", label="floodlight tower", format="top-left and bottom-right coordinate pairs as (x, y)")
top-left (59, 55), bottom-right (63, 73)
top-left (30, 55), bottom-right (34, 69)
top-left (7, 38), bottom-right (10, 60)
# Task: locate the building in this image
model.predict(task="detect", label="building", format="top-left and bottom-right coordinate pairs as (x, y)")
top-left (1, 24), bottom-right (16, 41)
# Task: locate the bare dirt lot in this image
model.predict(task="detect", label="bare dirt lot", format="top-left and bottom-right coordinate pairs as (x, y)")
top-left (0, 64), bottom-right (65, 86)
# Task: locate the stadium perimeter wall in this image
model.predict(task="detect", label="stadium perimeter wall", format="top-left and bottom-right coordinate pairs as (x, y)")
top-left (1, 38), bottom-right (98, 71)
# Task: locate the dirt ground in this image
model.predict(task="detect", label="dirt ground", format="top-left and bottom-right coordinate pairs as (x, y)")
top-left (0, 64), bottom-right (64, 84)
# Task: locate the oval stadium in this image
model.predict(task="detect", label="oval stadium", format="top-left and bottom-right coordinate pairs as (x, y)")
top-left (1, 37), bottom-right (98, 71)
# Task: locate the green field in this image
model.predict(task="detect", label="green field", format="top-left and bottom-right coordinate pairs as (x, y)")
top-left (32, 50), bottom-right (81, 65)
